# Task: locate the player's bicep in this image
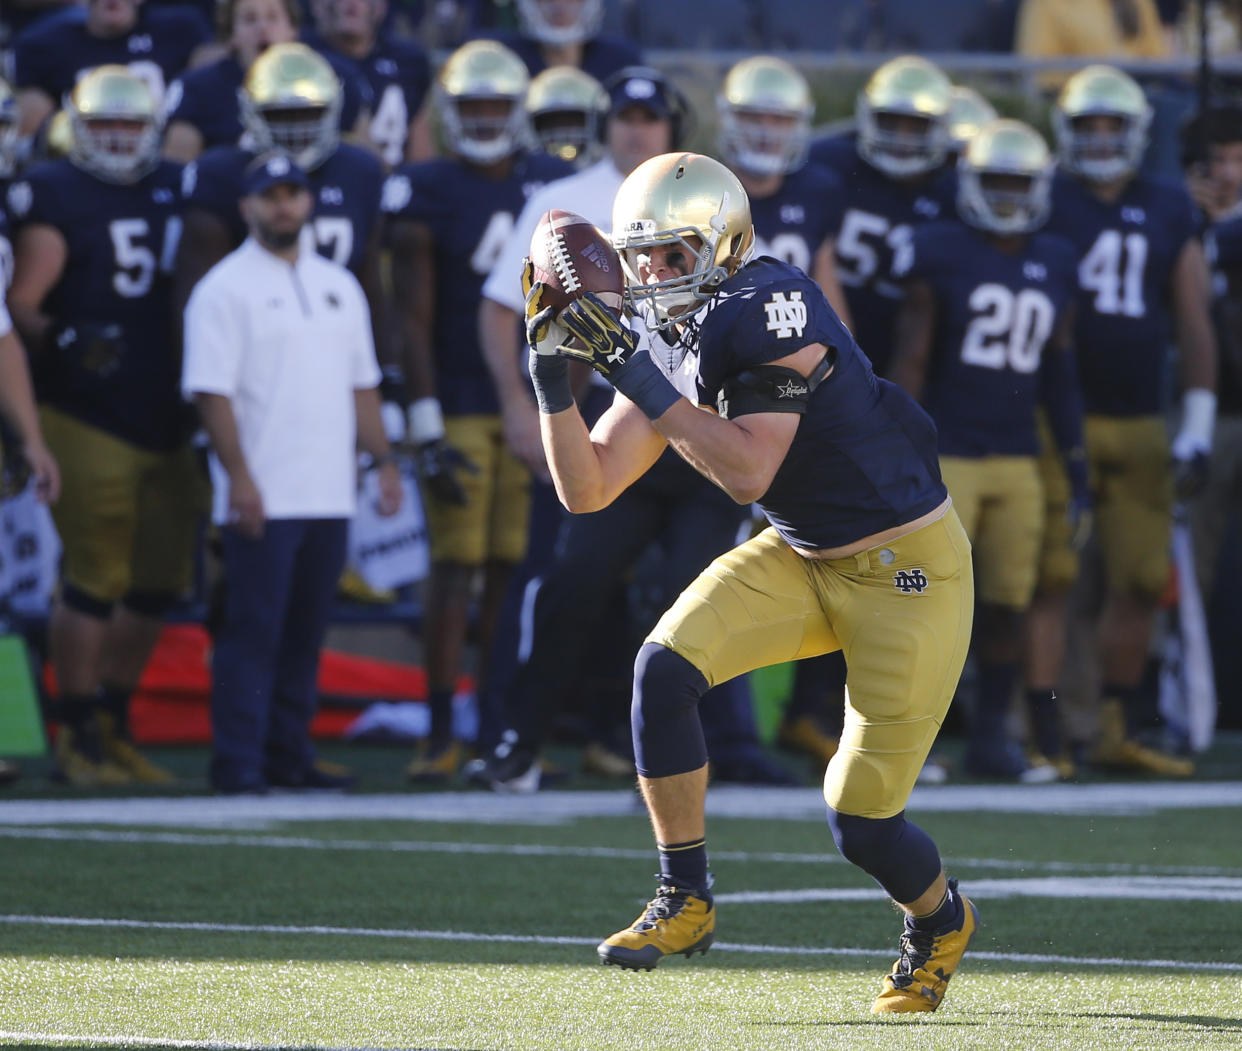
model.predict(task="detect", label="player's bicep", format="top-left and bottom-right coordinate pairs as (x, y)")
top-left (9, 223), bottom-right (66, 321)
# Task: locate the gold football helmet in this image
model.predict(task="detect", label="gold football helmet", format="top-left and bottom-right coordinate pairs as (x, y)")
top-left (526, 66), bottom-right (606, 166)
top-left (241, 42), bottom-right (342, 172)
top-left (1054, 64), bottom-right (1151, 182)
top-left (611, 151), bottom-right (755, 330)
top-left (45, 109), bottom-right (75, 160)
top-left (957, 119), bottom-right (1053, 235)
top-left (0, 77), bottom-right (17, 178)
top-left (66, 65), bottom-right (162, 184)
top-left (437, 40), bottom-right (530, 165)
top-left (717, 55), bottom-right (813, 177)
top-left (946, 85), bottom-right (997, 155)
top-left (856, 55), bottom-right (952, 178)
top-left (516, 0), bottom-right (603, 46)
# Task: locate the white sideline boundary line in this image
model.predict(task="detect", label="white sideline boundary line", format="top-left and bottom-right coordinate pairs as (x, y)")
top-left (2, 825), bottom-right (1238, 879)
top-left (0, 1032), bottom-right (393, 1050)
top-left (1, 781), bottom-right (1240, 828)
top-left (3, 913), bottom-right (1239, 973)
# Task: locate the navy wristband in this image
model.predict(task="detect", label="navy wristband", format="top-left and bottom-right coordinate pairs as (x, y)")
top-left (529, 349), bottom-right (574, 414)
top-left (610, 349), bottom-right (681, 421)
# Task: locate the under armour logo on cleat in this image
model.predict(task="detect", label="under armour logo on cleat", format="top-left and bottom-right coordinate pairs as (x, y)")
top-left (894, 569), bottom-right (929, 594)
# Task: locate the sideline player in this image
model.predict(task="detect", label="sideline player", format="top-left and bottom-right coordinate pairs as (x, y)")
top-left (524, 152), bottom-right (977, 1013)
top-left (891, 120), bottom-right (1088, 781)
top-left (1031, 65), bottom-right (1215, 775)
top-left (384, 40), bottom-right (572, 779)
top-left (6, 66), bottom-right (200, 785)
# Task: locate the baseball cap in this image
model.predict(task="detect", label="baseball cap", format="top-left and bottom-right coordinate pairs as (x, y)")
top-left (607, 68), bottom-right (672, 119)
top-left (243, 152), bottom-right (311, 197)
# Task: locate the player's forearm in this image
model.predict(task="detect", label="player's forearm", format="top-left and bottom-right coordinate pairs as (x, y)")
top-left (194, 392), bottom-right (252, 480)
top-left (1178, 312), bottom-right (1218, 393)
top-left (656, 401), bottom-right (782, 505)
top-left (479, 298), bottom-right (535, 413)
top-left (354, 387), bottom-right (393, 460)
top-left (539, 404), bottom-right (610, 512)
top-left (0, 332), bottom-right (43, 446)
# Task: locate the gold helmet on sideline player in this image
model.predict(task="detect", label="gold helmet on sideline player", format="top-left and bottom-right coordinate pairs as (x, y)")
top-left (856, 55), bottom-right (952, 178)
top-left (957, 118), bottom-right (1054, 235)
top-left (241, 42), bottom-right (343, 172)
top-left (526, 65), bottom-right (606, 166)
top-left (717, 55), bottom-right (814, 177)
top-left (1054, 64), bottom-right (1152, 182)
top-left (436, 40), bottom-right (531, 166)
top-left (66, 65), bottom-right (162, 184)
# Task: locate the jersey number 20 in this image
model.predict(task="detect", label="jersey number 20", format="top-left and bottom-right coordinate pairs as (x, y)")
top-left (961, 284), bottom-right (1053, 374)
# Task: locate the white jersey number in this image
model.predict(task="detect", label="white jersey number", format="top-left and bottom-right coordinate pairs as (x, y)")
top-left (836, 209), bottom-right (912, 291)
top-left (960, 283), bottom-right (1053, 374)
top-left (753, 231), bottom-right (812, 273)
top-left (471, 211), bottom-right (515, 276)
top-left (303, 216), bottom-right (354, 267)
top-left (1079, 229), bottom-right (1147, 318)
top-left (370, 84), bottom-right (409, 168)
top-left (109, 217), bottom-right (181, 298)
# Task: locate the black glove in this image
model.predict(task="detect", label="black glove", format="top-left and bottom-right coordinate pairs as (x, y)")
top-left (1173, 450), bottom-right (1210, 501)
top-left (48, 321), bottom-right (127, 377)
top-left (557, 292), bottom-right (640, 377)
top-left (415, 438), bottom-right (479, 506)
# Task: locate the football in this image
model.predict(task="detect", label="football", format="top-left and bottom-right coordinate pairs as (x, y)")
top-left (529, 209), bottom-right (625, 317)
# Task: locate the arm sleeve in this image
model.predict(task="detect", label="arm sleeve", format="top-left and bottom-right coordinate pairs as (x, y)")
top-left (182, 278), bottom-right (244, 398)
top-left (1040, 343), bottom-right (1089, 496)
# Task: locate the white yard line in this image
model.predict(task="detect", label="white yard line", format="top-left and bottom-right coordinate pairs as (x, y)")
top-left (2, 825), bottom-right (1237, 878)
top-left (0, 781), bottom-right (1239, 829)
top-left (0, 1032), bottom-right (392, 1050)
top-left (1, 913), bottom-right (1238, 973)
top-left (715, 875), bottom-right (1242, 903)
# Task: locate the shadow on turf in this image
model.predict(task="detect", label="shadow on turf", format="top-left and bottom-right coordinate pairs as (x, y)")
top-left (1084, 1012), bottom-right (1242, 1030)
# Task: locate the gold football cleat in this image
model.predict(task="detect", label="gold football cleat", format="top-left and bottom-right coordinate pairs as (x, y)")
top-left (598, 881), bottom-right (715, 971)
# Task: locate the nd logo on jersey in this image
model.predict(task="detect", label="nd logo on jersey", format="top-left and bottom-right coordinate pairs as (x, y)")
top-left (764, 290), bottom-right (807, 338)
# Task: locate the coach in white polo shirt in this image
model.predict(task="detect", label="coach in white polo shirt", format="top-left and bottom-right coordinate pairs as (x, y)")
top-left (183, 153), bottom-right (402, 795)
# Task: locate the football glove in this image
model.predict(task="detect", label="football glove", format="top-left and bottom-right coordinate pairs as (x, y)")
top-left (521, 257), bottom-right (573, 414)
top-left (557, 293), bottom-right (681, 421)
top-left (48, 321), bottom-right (127, 377)
top-left (415, 438), bottom-right (479, 507)
top-left (1171, 388), bottom-right (1215, 500)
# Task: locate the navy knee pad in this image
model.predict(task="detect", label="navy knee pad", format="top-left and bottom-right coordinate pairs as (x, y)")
top-left (631, 642), bottom-right (709, 778)
top-left (826, 808), bottom-right (942, 905)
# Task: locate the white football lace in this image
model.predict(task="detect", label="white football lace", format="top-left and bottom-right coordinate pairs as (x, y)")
top-left (549, 231), bottom-right (582, 294)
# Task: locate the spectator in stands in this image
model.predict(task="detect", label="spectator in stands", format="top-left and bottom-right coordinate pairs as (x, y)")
top-left (304, 0), bottom-right (435, 167)
top-left (383, 40), bottom-right (572, 781)
top-left (1029, 64), bottom-right (1215, 776)
top-left (163, 0), bottom-right (370, 162)
top-left (11, 0), bottom-right (213, 136)
top-left (1016, 0), bottom-right (1169, 63)
top-left (183, 153), bottom-right (401, 795)
top-left (483, 0), bottom-right (641, 83)
top-left (6, 66), bottom-right (201, 786)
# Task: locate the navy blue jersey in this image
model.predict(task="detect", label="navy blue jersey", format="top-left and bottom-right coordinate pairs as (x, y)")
top-left (899, 220), bottom-right (1080, 457)
top-left (11, 5), bottom-right (210, 107)
top-left (810, 132), bottom-right (956, 375)
top-left (481, 30), bottom-right (641, 81)
top-left (164, 53), bottom-right (370, 153)
top-left (382, 151), bottom-right (573, 415)
top-left (5, 160), bottom-right (185, 450)
top-left (184, 143), bottom-right (384, 276)
top-left (747, 162), bottom-right (845, 278)
top-left (686, 258), bottom-right (946, 549)
top-left (304, 33), bottom-right (432, 168)
top-left (1206, 214), bottom-right (1242, 414)
top-left (1046, 172), bottom-right (1197, 416)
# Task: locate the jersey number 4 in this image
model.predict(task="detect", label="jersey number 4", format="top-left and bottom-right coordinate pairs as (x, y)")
top-left (1079, 229), bottom-right (1147, 318)
top-left (961, 284), bottom-right (1053, 374)
top-left (109, 217), bottom-right (182, 298)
